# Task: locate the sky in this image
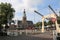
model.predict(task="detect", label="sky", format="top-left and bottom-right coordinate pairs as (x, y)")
top-left (0, 0), bottom-right (60, 23)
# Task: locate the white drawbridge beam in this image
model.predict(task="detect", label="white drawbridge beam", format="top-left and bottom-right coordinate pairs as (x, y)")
top-left (34, 10), bottom-right (58, 33)
top-left (42, 13), bottom-right (58, 33)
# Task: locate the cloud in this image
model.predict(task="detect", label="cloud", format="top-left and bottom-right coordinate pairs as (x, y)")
top-left (0, 0), bottom-right (43, 12)
top-left (0, 0), bottom-right (43, 20)
top-left (28, 0), bottom-right (42, 7)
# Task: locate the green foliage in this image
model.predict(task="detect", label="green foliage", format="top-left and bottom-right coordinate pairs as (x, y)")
top-left (0, 2), bottom-right (15, 26)
top-left (34, 21), bottom-right (47, 27)
top-left (47, 20), bottom-right (53, 25)
top-left (44, 21), bottom-right (47, 26)
top-left (35, 22), bottom-right (41, 27)
top-left (57, 17), bottom-right (60, 24)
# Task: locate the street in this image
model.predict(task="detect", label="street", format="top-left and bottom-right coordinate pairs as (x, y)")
top-left (0, 31), bottom-right (53, 40)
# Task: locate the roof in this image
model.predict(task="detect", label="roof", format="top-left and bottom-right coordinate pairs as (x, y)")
top-left (18, 20), bottom-right (33, 23)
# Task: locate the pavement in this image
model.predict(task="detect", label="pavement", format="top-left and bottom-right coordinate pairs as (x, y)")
top-left (0, 31), bottom-right (53, 40)
top-left (0, 35), bottom-right (53, 40)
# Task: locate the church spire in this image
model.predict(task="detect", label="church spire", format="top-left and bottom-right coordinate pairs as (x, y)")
top-left (23, 9), bottom-right (26, 17)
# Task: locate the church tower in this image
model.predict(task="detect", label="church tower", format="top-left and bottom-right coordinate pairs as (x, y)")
top-left (22, 9), bottom-right (27, 28)
top-left (22, 9), bottom-right (26, 23)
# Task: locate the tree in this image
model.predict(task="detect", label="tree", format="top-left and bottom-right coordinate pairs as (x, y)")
top-left (34, 21), bottom-right (47, 28)
top-left (0, 2), bottom-right (15, 28)
top-left (57, 17), bottom-right (60, 24)
top-left (47, 20), bottom-right (54, 25)
top-left (44, 21), bottom-right (47, 26)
